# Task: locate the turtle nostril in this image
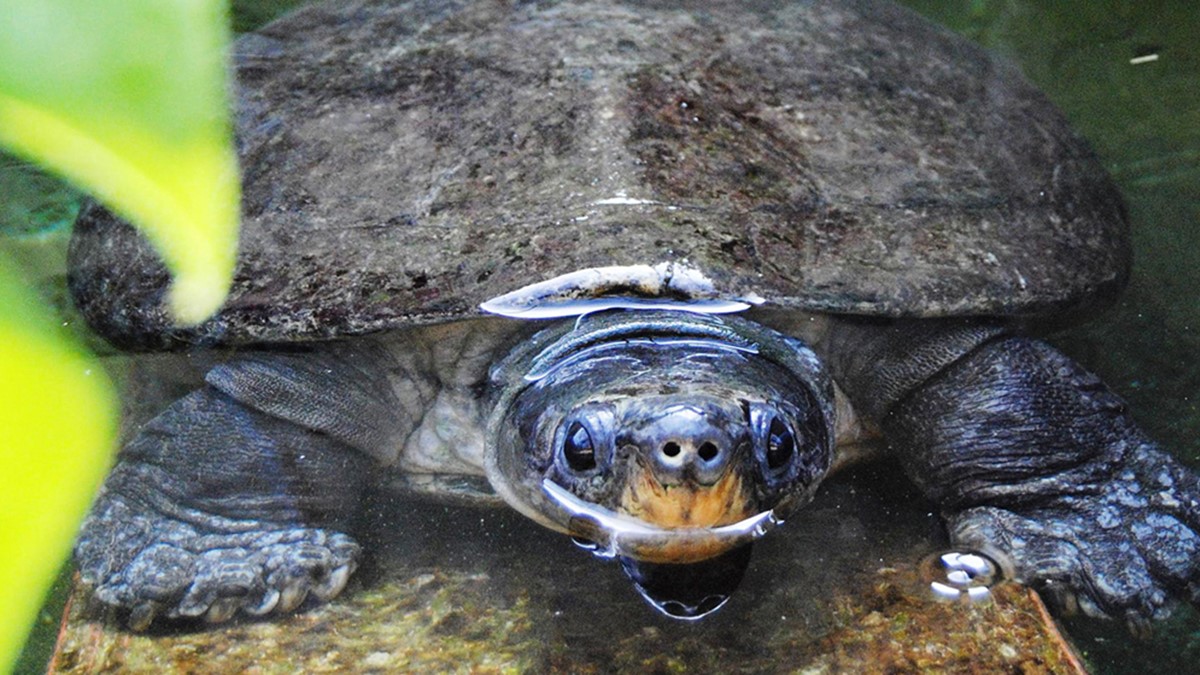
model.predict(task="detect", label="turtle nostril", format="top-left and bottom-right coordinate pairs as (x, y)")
top-left (697, 442), bottom-right (720, 463)
top-left (662, 442), bottom-right (681, 458)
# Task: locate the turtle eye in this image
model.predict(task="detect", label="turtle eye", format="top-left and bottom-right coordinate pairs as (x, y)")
top-left (748, 403), bottom-right (800, 479)
top-left (562, 421), bottom-right (597, 472)
top-left (766, 418), bottom-right (796, 471)
top-left (550, 406), bottom-right (615, 478)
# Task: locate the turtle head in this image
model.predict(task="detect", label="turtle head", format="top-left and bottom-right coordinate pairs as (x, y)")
top-left (485, 309), bottom-right (834, 617)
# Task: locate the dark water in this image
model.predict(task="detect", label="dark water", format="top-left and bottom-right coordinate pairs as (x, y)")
top-left (903, 2), bottom-right (1200, 672)
top-left (7, 0), bottom-right (1200, 672)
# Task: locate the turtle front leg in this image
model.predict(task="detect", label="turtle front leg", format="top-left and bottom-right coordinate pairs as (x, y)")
top-left (828, 319), bottom-right (1200, 629)
top-left (75, 387), bottom-right (369, 628)
top-left (75, 346), bottom-right (409, 629)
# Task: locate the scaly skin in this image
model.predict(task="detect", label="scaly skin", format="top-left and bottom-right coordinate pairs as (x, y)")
top-left (829, 318), bottom-right (1200, 628)
top-left (950, 441), bottom-right (1200, 631)
top-left (75, 386), bottom-right (369, 627)
top-left (77, 492), bottom-right (359, 628)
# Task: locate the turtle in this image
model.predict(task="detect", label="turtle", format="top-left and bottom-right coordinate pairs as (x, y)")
top-left (69, 0), bottom-right (1200, 630)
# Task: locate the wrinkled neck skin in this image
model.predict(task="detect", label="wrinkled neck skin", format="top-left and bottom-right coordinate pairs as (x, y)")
top-left (485, 309), bottom-right (835, 566)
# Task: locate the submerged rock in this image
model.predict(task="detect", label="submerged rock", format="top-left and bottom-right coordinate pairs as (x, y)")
top-left (50, 471), bottom-right (1085, 673)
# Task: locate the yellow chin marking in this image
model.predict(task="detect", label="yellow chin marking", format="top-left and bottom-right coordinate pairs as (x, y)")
top-left (619, 466), bottom-right (753, 529)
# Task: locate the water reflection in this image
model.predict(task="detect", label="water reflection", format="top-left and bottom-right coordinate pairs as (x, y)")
top-left (923, 550), bottom-right (1006, 604)
top-left (619, 545), bottom-right (752, 620)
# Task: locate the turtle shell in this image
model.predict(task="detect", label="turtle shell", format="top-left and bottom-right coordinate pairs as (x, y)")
top-left (68, 0), bottom-right (1130, 350)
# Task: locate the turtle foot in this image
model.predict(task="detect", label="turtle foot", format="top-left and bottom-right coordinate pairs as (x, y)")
top-left (75, 491), bottom-right (360, 630)
top-left (950, 443), bottom-right (1200, 631)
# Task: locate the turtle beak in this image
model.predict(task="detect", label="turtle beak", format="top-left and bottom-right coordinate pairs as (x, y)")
top-left (542, 479), bottom-right (783, 564)
top-left (617, 399), bottom-right (756, 530)
top-left (619, 459), bottom-right (753, 529)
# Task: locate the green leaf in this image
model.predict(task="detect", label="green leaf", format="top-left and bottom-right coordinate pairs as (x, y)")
top-left (0, 255), bottom-right (116, 674)
top-left (0, 1), bottom-right (240, 668)
top-left (0, 0), bottom-right (240, 324)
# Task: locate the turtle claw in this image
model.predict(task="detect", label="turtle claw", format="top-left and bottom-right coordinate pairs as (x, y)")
top-left (177, 589), bottom-right (217, 618)
top-left (313, 564), bottom-right (352, 602)
top-left (75, 491), bottom-right (362, 629)
top-left (1188, 582), bottom-right (1200, 605)
top-left (205, 598), bottom-right (241, 624)
top-left (276, 582), bottom-right (310, 613)
top-left (128, 602), bottom-right (159, 632)
top-left (949, 443), bottom-right (1200, 627)
top-left (246, 589), bottom-right (281, 616)
top-left (1030, 580), bottom-right (1075, 617)
top-left (1125, 611), bottom-right (1153, 640)
top-left (1075, 593), bottom-right (1105, 620)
